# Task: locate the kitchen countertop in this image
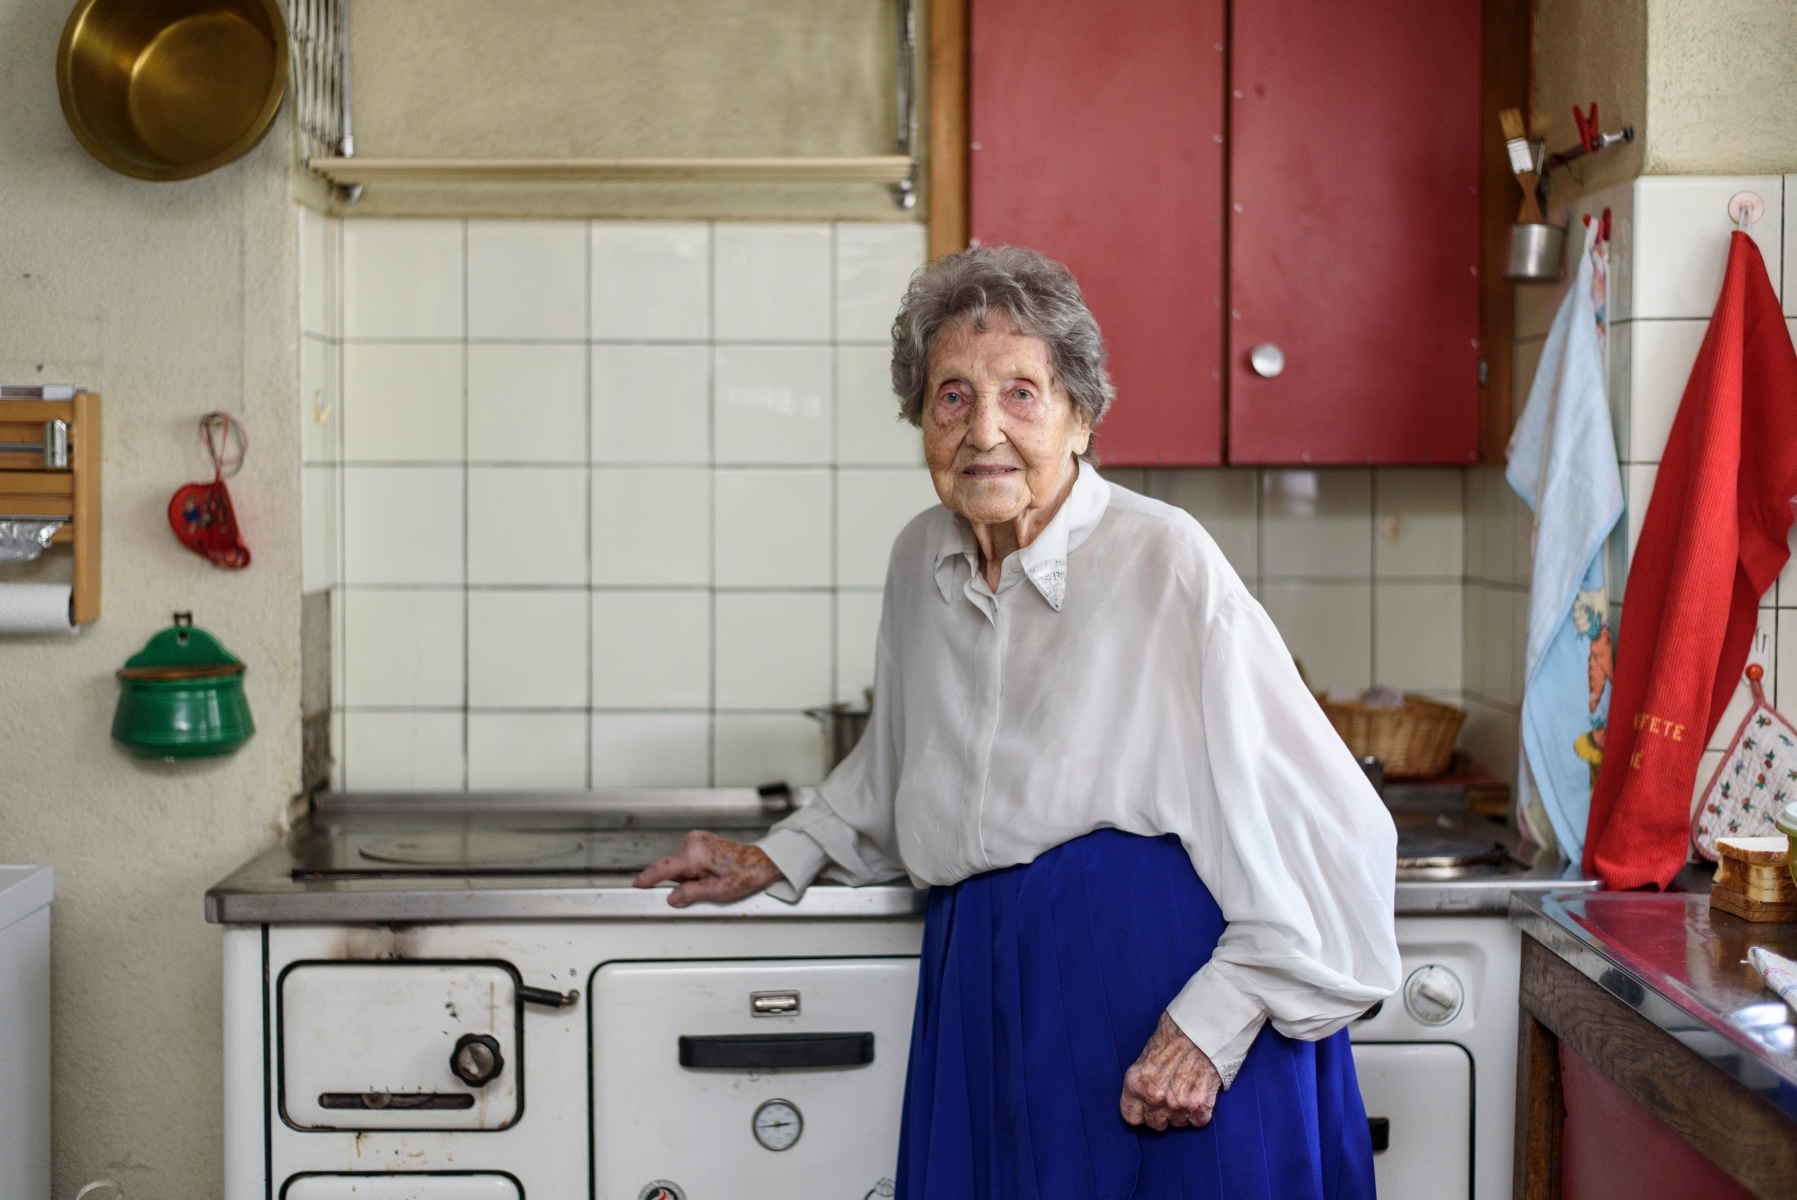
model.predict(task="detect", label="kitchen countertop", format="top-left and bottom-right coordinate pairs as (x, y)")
top-left (1511, 888), bottom-right (1797, 1119)
top-left (204, 790), bottom-right (1597, 924)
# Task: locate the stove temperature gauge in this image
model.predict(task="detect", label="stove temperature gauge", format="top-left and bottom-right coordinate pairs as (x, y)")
top-left (1402, 964), bottom-right (1465, 1025)
top-left (752, 1098), bottom-right (803, 1151)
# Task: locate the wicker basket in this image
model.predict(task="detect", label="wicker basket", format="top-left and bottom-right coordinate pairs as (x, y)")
top-left (1316, 693), bottom-right (1466, 779)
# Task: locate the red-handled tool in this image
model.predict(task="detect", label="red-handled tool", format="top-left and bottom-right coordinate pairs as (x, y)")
top-left (168, 412), bottom-right (251, 569)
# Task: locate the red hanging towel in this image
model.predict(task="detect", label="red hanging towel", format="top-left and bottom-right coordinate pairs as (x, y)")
top-left (1585, 232), bottom-right (1797, 889)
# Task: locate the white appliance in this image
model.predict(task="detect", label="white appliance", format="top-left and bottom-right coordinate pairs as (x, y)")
top-left (0, 866), bottom-right (52, 1200)
top-left (211, 793), bottom-right (1588, 1200)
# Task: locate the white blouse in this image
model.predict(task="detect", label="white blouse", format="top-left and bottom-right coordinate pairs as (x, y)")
top-left (756, 461), bottom-right (1401, 1085)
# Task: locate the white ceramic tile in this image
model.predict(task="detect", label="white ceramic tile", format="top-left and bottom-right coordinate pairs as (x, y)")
top-left (468, 344), bottom-right (586, 463)
top-left (1260, 470), bottom-right (1372, 578)
top-left (591, 467), bottom-right (711, 585)
top-left (1692, 748), bottom-right (1726, 820)
top-left (837, 469), bottom-right (939, 587)
top-left (1507, 584), bottom-right (1529, 706)
top-left (1788, 179), bottom-right (1797, 317)
top-left (591, 712), bottom-right (713, 786)
top-left (714, 469), bottom-right (832, 587)
top-left (714, 592), bottom-right (832, 709)
top-left (592, 590), bottom-right (710, 708)
top-left (301, 336), bottom-right (340, 465)
top-left (1374, 582), bottom-right (1462, 691)
top-left (836, 590), bottom-right (883, 702)
top-left (343, 220), bottom-right (463, 339)
top-left (343, 467), bottom-right (463, 584)
top-left (301, 206), bottom-right (331, 337)
top-left (591, 222), bottom-right (711, 340)
top-left (1470, 587), bottom-right (1515, 704)
top-left (836, 223), bottom-right (926, 341)
top-left (1631, 176), bottom-right (1783, 319)
top-left (1606, 320), bottom-right (1631, 464)
top-left (467, 590), bottom-right (588, 708)
top-left (1623, 462), bottom-right (1658, 570)
top-left (342, 343), bottom-right (464, 462)
top-left (302, 465), bottom-right (337, 593)
top-left (467, 467), bottom-right (586, 585)
top-left (1777, 609), bottom-right (1797, 710)
top-left (714, 224), bottom-right (833, 342)
top-left (343, 711), bottom-right (464, 790)
top-left (836, 345), bottom-right (921, 465)
top-left (1148, 468), bottom-right (1259, 581)
top-left (1626, 320), bottom-right (1707, 463)
top-left (1459, 583), bottom-right (1484, 702)
top-left (1373, 469), bottom-right (1463, 579)
top-left (467, 712), bottom-right (588, 788)
top-left (1461, 468), bottom-right (1492, 582)
top-left (714, 345), bottom-right (832, 464)
top-left (1510, 482), bottom-right (1536, 588)
top-left (1716, 606), bottom-right (1775, 742)
top-left (1259, 582), bottom-right (1372, 690)
top-left (342, 590), bottom-right (464, 707)
top-left (1778, 521), bottom-right (1797, 608)
top-left (714, 713), bottom-right (825, 787)
top-left (467, 221), bottom-right (586, 339)
top-left (1458, 698), bottom-right (1519, 786)
top-left (329, 708), bottom-right (346, 790)
top-left (592, 345), bottom-right (710, 464)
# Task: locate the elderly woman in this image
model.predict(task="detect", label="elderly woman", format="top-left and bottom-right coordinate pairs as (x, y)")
top-left (637, 246), bottom-right (1399, 1199)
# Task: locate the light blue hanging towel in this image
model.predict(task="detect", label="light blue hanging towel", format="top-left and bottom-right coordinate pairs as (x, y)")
top-left (1506, 218), bottom-right (1625, 864)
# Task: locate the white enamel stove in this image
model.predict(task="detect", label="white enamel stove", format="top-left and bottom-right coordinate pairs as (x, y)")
top-left (210, 791), bottom-right (1593, 1200)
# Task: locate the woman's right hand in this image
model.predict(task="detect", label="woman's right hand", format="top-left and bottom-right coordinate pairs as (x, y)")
top-left (633, 830), bottom-right (785, 907)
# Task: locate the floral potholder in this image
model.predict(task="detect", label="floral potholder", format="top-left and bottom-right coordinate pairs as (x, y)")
top-left (1693, 664), bottom-right (1797, 861)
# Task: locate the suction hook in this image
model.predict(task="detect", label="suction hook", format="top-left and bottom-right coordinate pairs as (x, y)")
top-left (1729, 191), bottom-right (1765, 232)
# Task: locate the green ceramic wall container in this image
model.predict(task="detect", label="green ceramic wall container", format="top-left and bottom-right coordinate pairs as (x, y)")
top-left (112, 612), bottom-right (255, 759)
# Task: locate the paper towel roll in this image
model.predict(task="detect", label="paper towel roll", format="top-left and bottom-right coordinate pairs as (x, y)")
top-left (0, 584), bottom-right (74, 633)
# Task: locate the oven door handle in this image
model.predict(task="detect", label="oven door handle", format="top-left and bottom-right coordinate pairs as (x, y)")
top-left (678, 1031), bottom-right (874, 1069)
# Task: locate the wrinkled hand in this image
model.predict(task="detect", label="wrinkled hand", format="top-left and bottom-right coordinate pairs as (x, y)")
top-left (633, 830), bottom-right (784, 908)
top-left (1120, 1012), bottom-right (1222, 1131)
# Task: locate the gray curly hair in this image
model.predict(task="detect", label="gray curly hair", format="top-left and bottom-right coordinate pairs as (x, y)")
top-left (889, 245), bottom-right (1114, 434)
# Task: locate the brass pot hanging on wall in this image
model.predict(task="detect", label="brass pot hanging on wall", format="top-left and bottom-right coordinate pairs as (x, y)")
top-left (56, 0), bottom-right (289, 181)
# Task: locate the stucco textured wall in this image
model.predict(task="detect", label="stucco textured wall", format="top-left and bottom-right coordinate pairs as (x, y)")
top-left (1645, 0), bottom-right (1797, 175)
top-left (0, 0), bottom-right (300, 1195)
top-left (332, 0), bottom-right (925, 219)
top-left (1533, 0), bottom-right (1648, 202)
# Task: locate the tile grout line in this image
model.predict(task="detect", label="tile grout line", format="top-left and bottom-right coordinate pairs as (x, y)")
top-left (707, 220), bottom-right (718, 786)
top-left (585, 218), bottom-right (596, 788)
top-left (461, 219), bottom-right (471, 790)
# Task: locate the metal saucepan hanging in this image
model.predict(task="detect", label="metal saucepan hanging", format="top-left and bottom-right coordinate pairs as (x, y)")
top-left (56, 0), bottom-right (289, 181)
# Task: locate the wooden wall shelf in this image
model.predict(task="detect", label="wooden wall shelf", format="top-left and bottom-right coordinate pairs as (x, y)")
top-left (0, 392), bottom-right (101, 625)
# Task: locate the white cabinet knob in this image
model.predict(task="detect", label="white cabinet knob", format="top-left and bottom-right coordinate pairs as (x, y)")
top-left (1249, 342), bottom-right (1285, 378)
top-left (1402, 964), bottom-right (1465, 1025)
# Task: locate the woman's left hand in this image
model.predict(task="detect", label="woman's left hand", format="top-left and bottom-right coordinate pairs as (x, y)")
top-left (1119, 1011), bottom-right (1222, 1130)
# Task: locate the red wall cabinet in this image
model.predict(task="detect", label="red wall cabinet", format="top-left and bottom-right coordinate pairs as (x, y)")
top-left (968, 0), bottom-right (1481, 466)
top-left (968, 0), bottom-right (1227, 466)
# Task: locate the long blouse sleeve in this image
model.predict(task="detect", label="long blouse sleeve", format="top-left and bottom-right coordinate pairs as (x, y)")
top-left (1161, 591), bottom-right (1400, 1081)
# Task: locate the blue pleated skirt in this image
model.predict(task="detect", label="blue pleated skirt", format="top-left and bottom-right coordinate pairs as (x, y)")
top-left (896, 829), bottom-right (1376, 1200)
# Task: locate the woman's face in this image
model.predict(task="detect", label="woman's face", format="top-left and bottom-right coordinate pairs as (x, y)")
top-left (921, 316), bottom-right (1091, 527)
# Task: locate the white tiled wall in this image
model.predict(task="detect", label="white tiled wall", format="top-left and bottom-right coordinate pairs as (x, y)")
top-left (1481, 174), bottom-right (1797, 804)
top-left (304, 215), bottom-right (930, 790)
top-left (303, 213), bottom-right (1470, 790)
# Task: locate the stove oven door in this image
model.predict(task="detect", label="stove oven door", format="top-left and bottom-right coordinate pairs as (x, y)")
top-left (1351, 1042), bottom-right (1473, 1199)
top-left (279, 961), bottom-right (522, 1132)
top-left (592, 957), bottom-right (917, 1200)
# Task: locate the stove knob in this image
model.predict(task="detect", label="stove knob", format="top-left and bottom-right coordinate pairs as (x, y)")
top-left (1402, 965), bottom-right (1464, 1026)
top-left (451, 1033), bottom-right (504, 1087)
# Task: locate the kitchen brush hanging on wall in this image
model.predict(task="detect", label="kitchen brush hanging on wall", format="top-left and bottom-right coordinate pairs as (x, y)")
top-left (289, 0), bottom-right (360, 202)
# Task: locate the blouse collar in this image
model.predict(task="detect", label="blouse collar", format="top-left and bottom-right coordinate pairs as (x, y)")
top-left (933, 459), bottom-right (1111, 611)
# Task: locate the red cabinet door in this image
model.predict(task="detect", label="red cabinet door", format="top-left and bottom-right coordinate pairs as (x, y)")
top-left (1228, 0), bottom-right (1481, 464)
top-left (969, 0), bottom-right (1226, 466)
